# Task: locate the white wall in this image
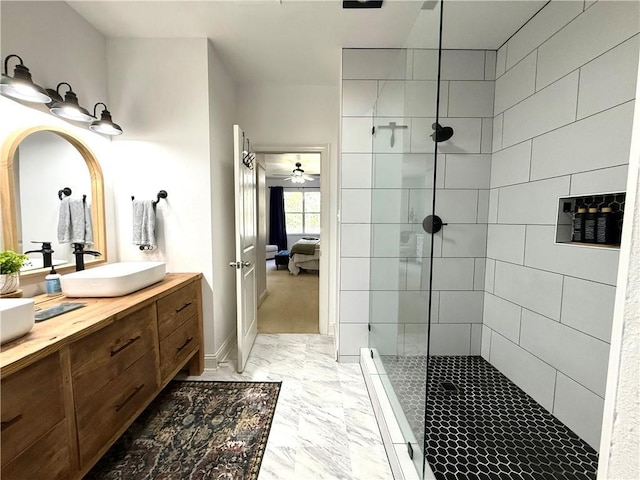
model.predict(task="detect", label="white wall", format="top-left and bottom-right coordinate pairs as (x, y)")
top-left (0, 1), bottom-right (114, 295)
top-left (107, 38), bottom-right (237, 365)
top-left (206, 40), bottom-right (238, 360)
top-left (485, 0), bottom-right (639, 450)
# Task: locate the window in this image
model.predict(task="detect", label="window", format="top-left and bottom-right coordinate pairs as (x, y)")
top-left (284, 190), bottom-right (321, 235)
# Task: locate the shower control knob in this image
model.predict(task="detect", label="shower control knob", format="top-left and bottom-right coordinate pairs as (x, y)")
top-left (423, 215), bottom-right (447, 234)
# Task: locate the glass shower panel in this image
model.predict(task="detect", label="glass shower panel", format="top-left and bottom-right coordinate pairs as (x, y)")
top-left (367, 43), bottom-right (440, 478)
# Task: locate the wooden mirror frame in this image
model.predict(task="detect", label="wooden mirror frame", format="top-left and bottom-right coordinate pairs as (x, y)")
top-left (0, 125), bottom-right (107, 279)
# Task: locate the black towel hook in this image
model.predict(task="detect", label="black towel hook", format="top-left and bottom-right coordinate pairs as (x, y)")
top-left (58, 187), bottom-right (72, 200)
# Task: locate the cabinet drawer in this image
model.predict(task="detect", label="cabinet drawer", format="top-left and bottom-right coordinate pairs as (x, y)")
top-left (1, 421), bottom-right (71, 480)
top-left (76, 349), bottom-right (158, 467)
top-left (70, 304), bottom-right (157, 407)
top-left (1, 353), bottom-right (65, 465)
top-left (160, 314), bottom-right (199, 381)
top-left (157, 282), bottom-right (199, 339)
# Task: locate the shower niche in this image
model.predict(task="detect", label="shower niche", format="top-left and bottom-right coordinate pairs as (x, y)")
top-left (556, 192), bottom-right (626, 248)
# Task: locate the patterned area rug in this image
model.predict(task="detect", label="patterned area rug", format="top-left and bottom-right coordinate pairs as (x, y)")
top-left (86, 381), bottom-right (281, 480)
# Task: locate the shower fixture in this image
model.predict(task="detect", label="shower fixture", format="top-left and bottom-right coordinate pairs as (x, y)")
top-left (431, 122), bottom-right (454, 142)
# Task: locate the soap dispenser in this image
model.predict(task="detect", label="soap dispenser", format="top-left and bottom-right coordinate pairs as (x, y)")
top-left (45, 267), bottom-right (62, 296)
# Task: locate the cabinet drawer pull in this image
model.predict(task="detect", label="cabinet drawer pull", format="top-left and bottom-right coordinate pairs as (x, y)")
top-left (176, 302), bottom-right (192, 313)
top-left (110, 335), bottom-right (141, 356)
top-left (177, 337), bottom-right (194, 352)
top-left (115, 384), bottom-right (145, 412)
top-left (1, 413), bottom-right (23, 430)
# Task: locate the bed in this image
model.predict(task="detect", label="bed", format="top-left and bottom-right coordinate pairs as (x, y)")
top-left (288, 238), bottom-right (320, 275)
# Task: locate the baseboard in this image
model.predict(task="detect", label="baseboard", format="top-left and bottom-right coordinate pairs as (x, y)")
top-left (258, 288), bottom-right (268, 308)
top-left (204, 333), bottom-right (236, 370)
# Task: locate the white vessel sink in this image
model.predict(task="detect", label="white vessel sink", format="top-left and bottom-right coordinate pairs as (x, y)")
top-left (0, 299), bottom-right (35, 344)
top-left (60, 262), bottom-right (166, 297)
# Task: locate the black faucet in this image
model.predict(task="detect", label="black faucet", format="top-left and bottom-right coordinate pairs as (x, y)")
top-left (72, 243), bottom-right (101, 271)
top-left (24, 241), bottom-right (54, 268)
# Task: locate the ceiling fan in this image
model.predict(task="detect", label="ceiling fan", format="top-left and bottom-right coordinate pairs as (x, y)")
top-left (284, 162), bottom-right (314, 184)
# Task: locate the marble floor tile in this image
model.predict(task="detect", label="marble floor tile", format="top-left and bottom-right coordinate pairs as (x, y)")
top-left (187, 333), bottom-right (394, 480)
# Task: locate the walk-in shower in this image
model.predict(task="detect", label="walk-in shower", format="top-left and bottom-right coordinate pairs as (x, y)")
top-left (342, 0), bottom-right (635, 478)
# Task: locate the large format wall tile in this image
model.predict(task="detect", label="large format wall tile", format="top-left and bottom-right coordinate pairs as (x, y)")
top-left (343, 49), bottom-right (408, 80)
top-left (497, 176), bottom-right (570, 225)
top-left (520, 309), bottom-right (610, 397)
top-left (342, 117), bottom-right (374, 153)
top-left (444, 154), bottom-right (491, 189)
top-left (340, 258), bottom-right (370, 291)
top-left (505, 0), bottom-right (583, 70)
top-left (431, 189), bottom-right (479, 224)
top-left (341, 224), bottom-right (371, 258)
top-left (502, 71), bottom-right (579, 148)
top-left (481, 118), bottom-right (493, 154)
top-left (485, 51), bottom-right (497, 81)
top-left (448, 81), bottom-right (495, 118)
top-left (494, 261), bottom-right (563, 320)
top-left (490, 332), bottom-right (556, 412)
top-left (441, 50), bottom-right (486, 80)
top-left (577, 35), bottom-right (640, 119)
top-left (524, 225), bottom-right (620, 285)
top-left (530, 101), bottom-right (635, 181)
top-left (570, 165), bottom-right (629, 196)
top-left (494, 51), bottom-right (537, 115)
top-left (371, 189), bottom-right (409, 223)
top-left (439, 291), bottom-right (484, 324)
top-left (486, 224), bottom-right (526, 264)
top-left (536, 0), bottom-right (640, 89)
top-left (561, 276), bottom-right (616, 342)
top-left (342, 80), bottom-right (377, 117)
top-left (373, 117), bottom-right (412, 154)
top-left (412, 49), bottom-right (438, 80)
top-left (483, 293), bottom-right (521, 343)
top-left (342, 154), bottom-right (372, 189)
top-left (490, 141), bottom-right (531, 188)
top-left (339, 323), bottom-right (369, 356)
top-left (553, 373), bottom-right (604, 451)
top-left (341, 189), bottom-right (371, 223)
top-left (339, 291), bottom-right (370, 324)
top-left (441, 224), bottom-right (487, 258)
top-left (429, 324), bottom-right (472, 355)
top-left (431, 258), bottom-right (475, 291)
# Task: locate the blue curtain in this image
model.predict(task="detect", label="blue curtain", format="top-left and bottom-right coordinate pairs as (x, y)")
top-left (269, 187), bottom-right (288, 251)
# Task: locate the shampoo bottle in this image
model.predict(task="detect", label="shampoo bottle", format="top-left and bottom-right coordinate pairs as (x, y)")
top-left (596, 207), bottom-right (619, 245)
top-left (583, 207), bottom-right (598, 243)
top-left (572, 206), bottom-right (587, 242)
top-left (45, 267), bottom-right (62, 296)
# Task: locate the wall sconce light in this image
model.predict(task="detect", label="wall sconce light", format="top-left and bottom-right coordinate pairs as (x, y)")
top-left (0, 54), bottom-right (52, 103)
top-left (46, 82), bottom-right (94, 122)
top-left (90, 102), bottom-right (123, 136)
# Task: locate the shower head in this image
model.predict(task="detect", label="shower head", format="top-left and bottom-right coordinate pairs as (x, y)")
top-left (431, 122), bottom-right (454, 142)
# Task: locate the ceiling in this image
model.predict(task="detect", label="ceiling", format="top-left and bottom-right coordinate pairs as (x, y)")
top-left (66, 0), bottom-right (547, 177)
top-left (68, 0), bottom-right (547, 87)
top-left (263, 152), bottom-right (321, 176)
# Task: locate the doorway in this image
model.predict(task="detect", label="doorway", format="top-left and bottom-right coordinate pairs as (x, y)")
top-left (254, 146), bottom-right (329, 335)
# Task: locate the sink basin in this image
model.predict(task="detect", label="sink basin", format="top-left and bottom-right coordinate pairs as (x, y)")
top-left (1, 299), bottom-right (35, 344)
top-left (60, 262), bottom-right (166, 297)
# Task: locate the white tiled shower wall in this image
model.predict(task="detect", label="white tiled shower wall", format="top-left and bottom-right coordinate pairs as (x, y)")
top-left (339, 48), bottom-right (495, 361)
top-left (339, 0), bottom-right (639, 454)
top-left (484, 0), bottom-right (639, 451)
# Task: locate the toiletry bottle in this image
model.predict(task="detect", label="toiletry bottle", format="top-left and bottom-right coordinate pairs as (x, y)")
top-left (45, 267), bottom-right (62, 296)
top-left (583, 207), bottom-right (598, 243)
top-left (572, 206), bottom-right (587, 242)
top-left (596, 207), bottom-right (619, 245)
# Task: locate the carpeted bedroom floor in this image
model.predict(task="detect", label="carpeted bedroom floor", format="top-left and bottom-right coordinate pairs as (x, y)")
top-left (258, 261), bottom-right (319, 333)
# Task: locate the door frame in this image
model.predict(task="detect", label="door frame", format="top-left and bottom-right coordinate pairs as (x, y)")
top-left (255, 144), bottom-right (332, 336)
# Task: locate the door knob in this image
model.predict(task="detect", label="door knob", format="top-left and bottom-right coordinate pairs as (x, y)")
top-left (242, 261), bottom-right (252, 267)
top-left (229, 261), bottom-right (241, 269)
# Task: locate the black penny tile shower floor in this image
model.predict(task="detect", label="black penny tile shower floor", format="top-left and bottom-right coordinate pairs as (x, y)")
top-left (380, 355), bottom-right (598, 480)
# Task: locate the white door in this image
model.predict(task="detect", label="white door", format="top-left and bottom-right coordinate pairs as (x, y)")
top-left (231, 125), bottom-right (257, 373)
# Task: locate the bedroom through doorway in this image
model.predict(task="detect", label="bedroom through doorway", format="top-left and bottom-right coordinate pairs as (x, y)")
top-left (256, 151), bottom-right (321, 334)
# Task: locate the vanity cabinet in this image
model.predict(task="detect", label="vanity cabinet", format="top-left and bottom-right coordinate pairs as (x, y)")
top-left (0, 273), bottom-right (204, 480)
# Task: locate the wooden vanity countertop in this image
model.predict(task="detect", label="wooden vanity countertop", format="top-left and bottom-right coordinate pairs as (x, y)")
top-left (0, 272), bottom-right (202, 378)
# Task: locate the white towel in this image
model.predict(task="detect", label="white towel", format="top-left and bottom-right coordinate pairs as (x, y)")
top-left (132, 200), bottom-right (156, 246)
top-left (57, 197), bottom-right (94, 245)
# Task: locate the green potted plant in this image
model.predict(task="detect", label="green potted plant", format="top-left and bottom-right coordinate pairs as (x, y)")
top-left (0, 250), bottom-right (29, 295)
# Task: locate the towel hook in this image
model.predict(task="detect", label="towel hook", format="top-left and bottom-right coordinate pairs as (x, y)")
top-left (58, 187), bottom-right (72, 200)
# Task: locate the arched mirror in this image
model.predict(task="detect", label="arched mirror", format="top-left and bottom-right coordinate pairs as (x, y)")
top-left (0, 126), bottom-right (107, 278)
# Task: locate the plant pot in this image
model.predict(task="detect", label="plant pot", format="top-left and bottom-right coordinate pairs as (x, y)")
top-left (0, 272), bottom-right (20, 295)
